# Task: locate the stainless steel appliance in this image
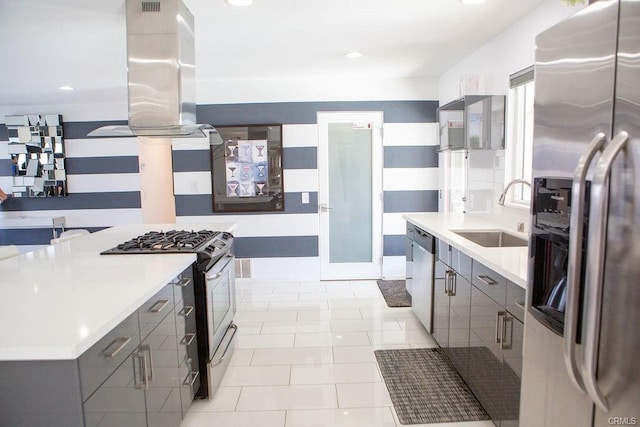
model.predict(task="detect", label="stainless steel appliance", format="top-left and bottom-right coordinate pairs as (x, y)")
top-left (406, 222), bottom-right (435, 332)
top-left (102, 230), bottom-right (237, 399)
top-left (521, 1), bottom-right (640, 425)
top-left (89, 0), bottom-right (215, 138)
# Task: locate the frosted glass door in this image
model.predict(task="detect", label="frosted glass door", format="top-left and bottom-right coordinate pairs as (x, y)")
top-left (328, 123), bottom-right (372, 263)
top-left (318, 112), bottom-right (383, 280)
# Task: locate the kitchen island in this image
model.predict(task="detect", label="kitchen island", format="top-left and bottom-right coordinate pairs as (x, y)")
top-left (0, 222), bottom-right (235, 426)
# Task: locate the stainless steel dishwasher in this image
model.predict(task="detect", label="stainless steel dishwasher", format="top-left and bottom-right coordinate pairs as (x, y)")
top-left (406, 223), bottom-right (435, 332)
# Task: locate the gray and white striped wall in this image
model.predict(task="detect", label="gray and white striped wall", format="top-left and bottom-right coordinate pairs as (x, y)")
top-left (1, 100), bottom-right (438, 279)
top-left (174, 101), bottom-right (439, 281)
top-left (0, 122), bottom-right (141, 251)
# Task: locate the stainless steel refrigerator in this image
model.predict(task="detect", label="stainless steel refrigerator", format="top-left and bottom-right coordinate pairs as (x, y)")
top-left (521, 1), bottom-right (640, 426)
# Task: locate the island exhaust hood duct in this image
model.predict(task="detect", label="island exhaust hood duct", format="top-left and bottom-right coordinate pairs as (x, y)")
top-left (88, 0), bottom-right (216, 139)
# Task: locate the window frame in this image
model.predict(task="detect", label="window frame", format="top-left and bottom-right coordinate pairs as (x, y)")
top-left (504, 66), bottom-right (535, 209)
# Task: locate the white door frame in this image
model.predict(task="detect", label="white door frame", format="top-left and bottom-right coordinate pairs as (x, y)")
top-left (317, 111), bottom-right (383, 280)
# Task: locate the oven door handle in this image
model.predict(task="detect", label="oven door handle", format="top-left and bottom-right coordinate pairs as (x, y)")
top-left (205, 255), bottom-right (234, 280)
top-left (209, 323), bottom-right (238, 366)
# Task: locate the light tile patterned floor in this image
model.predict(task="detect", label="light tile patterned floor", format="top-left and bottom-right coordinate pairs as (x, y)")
top-left (180, 280), bottom-right (495, 427)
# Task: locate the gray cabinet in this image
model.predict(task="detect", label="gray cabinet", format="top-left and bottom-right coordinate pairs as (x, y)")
top-left (173, 270), bottom-right (200, 413)
top-left (432, 241), bottom-right (472, 379)
top-left (0, 266), bottom-right (197, 427)
top-left (468, 261), bottom-right (523, 427)
top-left (430, 244), bottom-right (524, 427)
top-left (83, 279), bottom-right (187, 427)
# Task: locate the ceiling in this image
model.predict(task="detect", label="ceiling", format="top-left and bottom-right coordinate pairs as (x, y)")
top-left (0, 0), bottom-right (551, 108)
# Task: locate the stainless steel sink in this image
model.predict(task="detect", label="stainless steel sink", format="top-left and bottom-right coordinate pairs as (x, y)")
top-left (452, 230), bottom-right (528, 248)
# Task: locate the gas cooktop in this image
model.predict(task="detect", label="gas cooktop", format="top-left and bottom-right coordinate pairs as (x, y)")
top-left (101, 230), bottom-right (222, 254)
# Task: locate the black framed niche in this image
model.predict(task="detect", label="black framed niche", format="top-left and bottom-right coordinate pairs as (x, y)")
top-left (211, 124), bottom-right (284, 212)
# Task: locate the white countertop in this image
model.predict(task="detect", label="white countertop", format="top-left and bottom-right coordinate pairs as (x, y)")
top-left (403, 213), bottom-right (529, 289)
top-left (0, 223), bottom-right (236, 361)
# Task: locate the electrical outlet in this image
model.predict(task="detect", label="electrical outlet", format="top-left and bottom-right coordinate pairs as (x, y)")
top-left (301, 192), bottom-right (309, 204)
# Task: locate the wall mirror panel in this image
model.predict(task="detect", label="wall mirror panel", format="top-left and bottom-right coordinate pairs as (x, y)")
top-left (5, 114), bottom-right (67, 197)
top-left (210, 124), bottom-right (284, 212)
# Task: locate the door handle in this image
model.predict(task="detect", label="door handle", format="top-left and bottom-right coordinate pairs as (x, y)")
top-left (444, 270), bottom-right (453, 295)
top-left (496, 311), bottom-right (506, 344)
top-left (582, 130), bottom-right (629, 412)
top-left (501, 315), bottom-right (513, 350)
top-left (319, 203), bottom-right (332, 212)
top-left (565, 132), bottom-right (605, 394)
top-left (140, 344), bottom-right (153, 383)
top-left (449, 271), bottom-right (457, 297)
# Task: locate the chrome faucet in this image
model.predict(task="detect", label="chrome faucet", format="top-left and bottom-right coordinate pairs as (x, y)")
top-left (498, 179), bottom-right (532, 206)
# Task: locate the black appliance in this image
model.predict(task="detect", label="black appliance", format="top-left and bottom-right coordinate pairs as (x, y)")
top-left (102, 229), bottom-right (235, 399)
top-left (529, 177), bottom-right (585, 336)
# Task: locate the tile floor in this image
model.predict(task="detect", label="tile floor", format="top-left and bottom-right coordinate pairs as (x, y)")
top-left (180, 280), bottom-right (495, 427)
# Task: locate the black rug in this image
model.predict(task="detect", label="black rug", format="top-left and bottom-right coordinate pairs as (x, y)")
top-left (374, 348), bottom-right (489, 425)
top-left (376, 280), bottom-right (411, 307)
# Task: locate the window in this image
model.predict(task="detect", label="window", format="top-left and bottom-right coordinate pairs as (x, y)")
top-left (505, 66), bottom-right (534, 206)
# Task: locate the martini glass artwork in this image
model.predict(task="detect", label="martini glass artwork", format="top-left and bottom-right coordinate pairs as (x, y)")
top-left (241, 183), bottom-right (252, 195)
top-left (242, 165), bottom-right (252, 179)
top-left (227, 183), bottom-right (238, 196)
top-left (256, 183), bottom-right (265, 195)
top-left (256, 144), bottom-right (265, 157)
top-left (256, 164), bottom-right (266, 177)
top-left (242, 145), bottom-right (251, 157)
top-left (228, 166), bottom-right (237, 178)
top-left (227, 145), bottom-right (237, 157)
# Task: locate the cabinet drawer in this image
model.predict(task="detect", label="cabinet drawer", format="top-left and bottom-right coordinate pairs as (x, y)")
top-left (172, 266), bottom-right (194, 305)
top-left (451, 247), bottom-right (472, 281)
top-left (436, 239), bottom-right (451, 265)
top-left (138, 283), bottom-right (175, 340)
top-left (506, 281), bottom-right (526, 323)
top-left (78, 312), bottom-right (140, 403)
top-left (471, 261), bottom-right (507, 306)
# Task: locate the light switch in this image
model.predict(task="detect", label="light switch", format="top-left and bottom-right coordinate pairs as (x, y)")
top-left (301, 192), bottom-right (309, 204)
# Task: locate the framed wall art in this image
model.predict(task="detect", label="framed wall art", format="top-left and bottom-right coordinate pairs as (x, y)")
top-left (210, 124), bottom-right (284, 212)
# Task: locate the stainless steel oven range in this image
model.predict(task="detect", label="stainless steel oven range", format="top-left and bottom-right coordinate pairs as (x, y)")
top-left (101, 229), bottom-right (237, 399)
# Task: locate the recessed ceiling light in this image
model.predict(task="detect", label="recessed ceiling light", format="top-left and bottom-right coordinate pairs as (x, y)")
top-left (345, 51), bottom-right (363, 58)
top-left (460, 0), bottom-right (486, 4)
top-left (58, 85), bottom-right (74, 91)
top-left (225, 0), bottom-right (253, 6)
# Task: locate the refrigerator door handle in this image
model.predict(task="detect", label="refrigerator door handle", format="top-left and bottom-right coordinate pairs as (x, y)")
top-left (583, 130), bottom-right (630, 412)
top-left (565, 132), bottom-right (606, 394)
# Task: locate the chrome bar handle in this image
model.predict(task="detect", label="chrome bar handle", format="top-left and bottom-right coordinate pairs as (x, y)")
top-left (102, 337), bottom-right (131, 358)
top-left (478, 275), bottom-right (498, 286)
top-left (450, 271), bottom-right (457, 297)
top-left (205, 255), bottom-right (234, 280)
top-left (148, 299), bottom-right (169, 313)
top-left (140, 344), bottom-right (153, 383)
top-left (176, 277), bottom-right (192, 287)
top-left (134, 349), bottom-right (149, 390)
top-left (182, 371), bottom-right (200, 387)
top-left (565, 132), bottom-right (606, 394)
top-left (178, 306), bottom-right (194, 317)
top-left (501, 315), bottom-right (513, 350)
top-left (180, 333), bottom-right (196, 346)
top-left (444, 270), bottom-right (451, 295)
top-left (582, 131), bottom-right (629, 412)
top-left (210, 323), bottom-right (238, 366)
top-left (496, 311), bottom-right (506, 344)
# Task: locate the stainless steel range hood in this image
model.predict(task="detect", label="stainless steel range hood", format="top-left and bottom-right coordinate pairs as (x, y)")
top-left (89, 0), bottom-right (212, 138)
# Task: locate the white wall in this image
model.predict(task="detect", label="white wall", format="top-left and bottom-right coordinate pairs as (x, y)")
top-left (438, 0), bottom-right (584, 105)
top-left (437, 0), bottom-right (586, 231)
